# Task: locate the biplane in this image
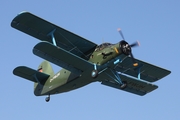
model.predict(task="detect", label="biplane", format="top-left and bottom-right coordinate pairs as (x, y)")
top-left (11, 11), bottom-right (171, 102)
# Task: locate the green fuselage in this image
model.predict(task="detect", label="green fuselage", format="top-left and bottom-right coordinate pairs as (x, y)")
top-left (34, 43), bottom-right (122, 96)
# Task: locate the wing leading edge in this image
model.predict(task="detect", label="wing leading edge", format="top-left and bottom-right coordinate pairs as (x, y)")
top-left (11, 11), bottom-right (97, 60)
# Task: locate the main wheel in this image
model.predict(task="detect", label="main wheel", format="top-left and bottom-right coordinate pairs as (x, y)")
top-left (91, 70), bottom-right (98, 78)
top-left (120, 81), bottom-right (127, 89)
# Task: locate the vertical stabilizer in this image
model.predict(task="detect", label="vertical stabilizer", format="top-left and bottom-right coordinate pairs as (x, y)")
top-left (34, 61), bottom-right (54, 96)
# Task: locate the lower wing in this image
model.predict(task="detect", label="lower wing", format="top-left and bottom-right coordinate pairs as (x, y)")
top-left (101, 73), bottom-right (158, 96)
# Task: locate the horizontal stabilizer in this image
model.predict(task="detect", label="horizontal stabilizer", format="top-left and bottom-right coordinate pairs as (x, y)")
top-left (13, 66), bottom-right (50, 84)
top-left (33, 42), bottom-right (94, 75)
top-left (101, 74), bottom-right (158, 96)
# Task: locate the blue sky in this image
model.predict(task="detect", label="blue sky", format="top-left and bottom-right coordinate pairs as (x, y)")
top-left (1, 1), bottom-right (179, 119)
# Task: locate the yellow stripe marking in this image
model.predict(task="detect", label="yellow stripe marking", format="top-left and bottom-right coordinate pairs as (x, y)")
top-left (114, 47), bottom-right (119, 54)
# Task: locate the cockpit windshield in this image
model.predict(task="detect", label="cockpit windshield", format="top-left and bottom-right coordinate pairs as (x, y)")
top-left (95, 43), bottom-right (112, 51)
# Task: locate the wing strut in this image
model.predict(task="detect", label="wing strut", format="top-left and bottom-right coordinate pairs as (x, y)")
top-left (134, 64), bottom-right (144, 79)
top-left (48, 29), bottom-right (57, 46)
top-left (48, 28), bottom-right (90, 59)
top-left (105, 69), bottom-right (123, 85)
top-left (104, 69), bottom-right (127, 89)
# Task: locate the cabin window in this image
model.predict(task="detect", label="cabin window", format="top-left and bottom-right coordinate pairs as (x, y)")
top-left (95, 43), bottom-right (112, 51)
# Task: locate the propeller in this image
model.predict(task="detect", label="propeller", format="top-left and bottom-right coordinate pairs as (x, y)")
top-left (117, 28), bottom-right (140, 67)
top-left (130, 41), bottom-right (140, 47)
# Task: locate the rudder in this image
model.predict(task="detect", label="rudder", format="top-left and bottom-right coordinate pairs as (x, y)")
top-left (34, 61), bottom-right (54, 96)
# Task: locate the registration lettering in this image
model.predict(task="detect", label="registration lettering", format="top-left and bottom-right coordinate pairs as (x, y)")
top-left (50, 72), bottom-right (60, 82)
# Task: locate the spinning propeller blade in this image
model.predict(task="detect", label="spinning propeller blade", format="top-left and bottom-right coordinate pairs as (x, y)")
top-left (130, 41), bottom-right (140, 47)
top-left (117, 28), bottom-right (125, 40)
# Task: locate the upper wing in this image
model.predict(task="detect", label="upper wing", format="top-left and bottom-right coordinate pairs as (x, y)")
top-left (11, 11), bottom-right (97, 60)
top-left (114, 56), bottom-right (171, 82)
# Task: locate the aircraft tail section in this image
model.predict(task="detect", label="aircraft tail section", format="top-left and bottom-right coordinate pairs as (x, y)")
top-left (13, 61), bottom-right (55, 96)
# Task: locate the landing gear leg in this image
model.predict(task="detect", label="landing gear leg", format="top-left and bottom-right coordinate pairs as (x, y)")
top-left (45, 94), bottom-right (50, 102)
top-left (106, 69), bottom-right (127, 89)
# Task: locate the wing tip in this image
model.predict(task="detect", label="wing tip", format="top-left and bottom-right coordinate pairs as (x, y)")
top-left (11, 11), bottom-right (30, 28)
top-left (13, 66), bottom-right (27, 75)
top-left (18, 11), bottom-right (28, 15)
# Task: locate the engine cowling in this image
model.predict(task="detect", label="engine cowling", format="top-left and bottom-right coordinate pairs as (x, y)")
top-left (119, 40), bottom-right (131, 55)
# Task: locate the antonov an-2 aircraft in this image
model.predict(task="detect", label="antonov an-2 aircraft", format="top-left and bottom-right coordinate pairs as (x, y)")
top-left (11, 11), bottom-right (171, 102)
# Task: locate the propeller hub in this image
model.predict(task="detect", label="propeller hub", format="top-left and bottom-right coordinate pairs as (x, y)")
top-left (119, 40), bottom-right (131, 55)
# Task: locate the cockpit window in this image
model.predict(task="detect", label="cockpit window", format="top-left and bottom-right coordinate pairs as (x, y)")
top-left (95, 43), bottom-right (112, 51)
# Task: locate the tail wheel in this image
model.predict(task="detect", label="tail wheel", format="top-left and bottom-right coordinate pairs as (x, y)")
top-left (91, 70), bottom-right (98, 78)
top-left (45, 94), bottom-right (50, 102)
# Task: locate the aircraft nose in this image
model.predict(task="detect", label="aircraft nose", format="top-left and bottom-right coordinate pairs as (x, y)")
top-left (119, 40), bottom-right (139, 67)
top-left (119, 40), bottom-right (131, 55)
